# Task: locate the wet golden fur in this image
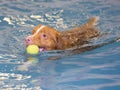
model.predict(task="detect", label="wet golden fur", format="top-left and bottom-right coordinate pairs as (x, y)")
top-left (26, 17), bottom-right (100, 50)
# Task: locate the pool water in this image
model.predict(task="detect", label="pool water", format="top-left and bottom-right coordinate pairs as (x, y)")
top-left (0, 0), bottom-right (120, 90)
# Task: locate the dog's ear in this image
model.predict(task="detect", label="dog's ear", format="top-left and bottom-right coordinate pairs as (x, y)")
top-left (54, 33), bottom-right (64, 50)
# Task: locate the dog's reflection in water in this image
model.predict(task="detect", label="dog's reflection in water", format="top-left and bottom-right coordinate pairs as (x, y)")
top-left (17, 57), bottom-right (39, 71)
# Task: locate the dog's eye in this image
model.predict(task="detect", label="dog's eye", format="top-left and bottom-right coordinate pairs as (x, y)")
top-left (42, 33), bottom-right (47, 39)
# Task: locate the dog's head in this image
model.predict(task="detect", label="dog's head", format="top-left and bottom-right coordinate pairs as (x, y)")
top-left (25, 25), bottom-right (63, 51)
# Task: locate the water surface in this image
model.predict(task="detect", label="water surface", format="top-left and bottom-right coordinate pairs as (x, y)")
top-left (0, 0), bottom-right (120, 90)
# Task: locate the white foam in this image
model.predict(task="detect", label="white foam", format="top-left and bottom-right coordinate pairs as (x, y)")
top-left (3, 17), bottom-right (14, 25)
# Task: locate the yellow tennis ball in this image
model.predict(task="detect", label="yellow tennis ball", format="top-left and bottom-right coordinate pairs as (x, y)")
top-left (26, 45), bottom-right (39, 55)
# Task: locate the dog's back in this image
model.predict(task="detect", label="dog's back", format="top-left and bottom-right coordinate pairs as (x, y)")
top-left (60, 17), bottom-right (100, 48)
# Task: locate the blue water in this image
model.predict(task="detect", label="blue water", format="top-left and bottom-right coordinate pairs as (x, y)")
top-left (0, 0), bottom-right (120, 90)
